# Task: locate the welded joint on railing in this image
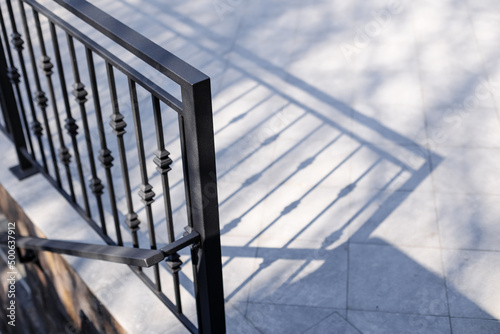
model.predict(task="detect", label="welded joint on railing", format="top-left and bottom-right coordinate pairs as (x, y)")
top-left (159, 230), bottom-right (200, 257)
top-left (162, 230), bottom-right (200, 274)
top-left (183, 226), bottom-right (202, 266)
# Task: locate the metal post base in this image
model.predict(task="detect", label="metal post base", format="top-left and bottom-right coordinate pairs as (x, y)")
top-left (9, 165), bottom-right (38, 180)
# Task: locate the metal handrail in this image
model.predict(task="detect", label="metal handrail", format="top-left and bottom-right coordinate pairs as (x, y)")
top-left (0, 231), bottom-right (200, 267)
top-left (0, 0), bottom-right (225, 332)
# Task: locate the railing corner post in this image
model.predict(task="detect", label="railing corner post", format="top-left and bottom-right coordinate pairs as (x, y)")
top-left (0, 35), bottom-right (37, 180)
top-left (181, 77), bottom-right (226, 334)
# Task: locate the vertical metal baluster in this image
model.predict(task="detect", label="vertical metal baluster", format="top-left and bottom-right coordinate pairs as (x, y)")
top-left (177, 116), bottom-right (194, 226)
top-left (86, 49), bottom-right (122, 245)
top-left (128, 79), bottom-right (160, 290)
top-left (152, 96), bottom-right (182, 310)
top-left (17, 0), bottom-right (61, 185)
top-left (0, 32), bottom-right (10, 134)
top-left (32, 10), bottom-right (75, 200)
top-left (0, 19), bottom-right (37, 179)
top-left (67, 34), bottom-right (106, 233)
top-left (0, 5), bottom-right (34, 156)
top-left (0, 25), bottom-right (12, 134)
top-left (5, 0), bottom-right (45, 170)
top-left (177, 113), bottom-right (200, 317)
top-left (0, 45), bottom-right (10, 133)
top-left (106, 63), bottom-right (141, 251)
top-left (49, 23), bottom-right (88, 209)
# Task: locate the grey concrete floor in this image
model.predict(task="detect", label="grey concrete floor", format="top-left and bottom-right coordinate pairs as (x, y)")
top-left (4, 0), bottom-right (500, 333)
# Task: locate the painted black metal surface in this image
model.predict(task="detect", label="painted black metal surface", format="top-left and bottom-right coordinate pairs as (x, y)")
top-left (0, 0), bottom-right (225, 332)
top-left (0, 232), bottom-right (200, 268)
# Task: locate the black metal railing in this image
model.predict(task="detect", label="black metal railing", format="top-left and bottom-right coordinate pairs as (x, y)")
top-left (0, 0), bottom-right (225, 332)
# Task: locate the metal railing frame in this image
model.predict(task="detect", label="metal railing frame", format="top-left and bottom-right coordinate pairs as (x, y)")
top-left (0, 0), bottom-right (225, 332)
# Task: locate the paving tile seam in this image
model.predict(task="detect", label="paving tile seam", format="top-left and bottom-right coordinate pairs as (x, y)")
top-left (450, 317), bottom-right (500, 322)
top-left (421, 144), bottom-right (500, 148)
top-left (244, 301), bottom-right (344, 311)
top-left (347, 307), bottom-right (500, 322)
top-left (346, 308), bottom-right (452, 319)
top-left (433, 191), bottom-right (500, 196)
top-left (299, 311), bottom-right (347, 334)
top-left (461, 0), bottom-right (500, 133)
top-left (230, 301), bottom-right (265, 334)
top-left (426, 190), bottom-right (500, 196)
top-left (430, 163), bottom-right (454, 333)
top-left (349, 242), bottom-right (500, 253)
top-left (348, 241), bottom-right (443, 250)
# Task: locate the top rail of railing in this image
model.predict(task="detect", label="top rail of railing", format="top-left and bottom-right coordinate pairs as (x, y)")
top-left (23, 0), bottom-right (184, 112)
top-left (52, 0), bottom-right (209, 88)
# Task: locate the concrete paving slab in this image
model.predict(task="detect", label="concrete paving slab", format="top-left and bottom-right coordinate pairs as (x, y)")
top-left (451, 318), bottom-right (500, 334)
top-left (348, 243), bottom-right (448, 316)
top-left (435, 193), bottom-right (500, 251)
top-left (304, 312), bottom-right (361, 334)
top-left (348, 310), bottom-right (451, 334)
top-left (2, 0), bottom-right (500, 332)
top-left (442, 249), bottom-right (500, 320)
top-left (244, 302), bottom-right (338, 334)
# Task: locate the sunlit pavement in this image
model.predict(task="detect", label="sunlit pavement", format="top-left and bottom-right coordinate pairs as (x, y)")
top-left (17, 0), bottom-right (500, 332)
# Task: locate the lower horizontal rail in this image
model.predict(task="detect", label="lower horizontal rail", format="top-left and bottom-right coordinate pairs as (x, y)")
top-left (0, 231), bottom-right (200, 268)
